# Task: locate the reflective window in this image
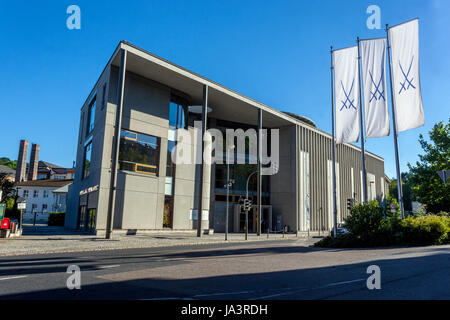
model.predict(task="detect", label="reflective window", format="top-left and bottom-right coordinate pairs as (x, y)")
top-left (87, 95), bottom-right (96, 135)
top-left (166, 140), bottom-right (176, 177)
top-left (119, 129), bottom-right (160, 176)
top-left (83, 141), bottom-right (92, 179)
top-left (169, 102), bottom-right (185, 129)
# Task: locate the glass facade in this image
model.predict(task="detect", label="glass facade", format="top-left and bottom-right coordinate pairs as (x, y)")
top-left (118, 129), bottom-right (160, 175)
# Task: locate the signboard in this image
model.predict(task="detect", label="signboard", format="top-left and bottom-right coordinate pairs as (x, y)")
top-left (17, 202), bottom-right (26, 210)
top-left (0, 204), bottom-right (5, 220)
top-left (190, 209), bottom-right (208, 221)
top-left (79, 185), bottom-right (99, 196)
top-left (390, 202), bottom-right (396, 214)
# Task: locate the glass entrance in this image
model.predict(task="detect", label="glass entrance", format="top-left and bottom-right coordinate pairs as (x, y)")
top-left (78, 205), bottom-right (86, 229)
top-left (87, 208), bottom-right (96, 230)
top-left (163, 196), bottom-right (173, 228)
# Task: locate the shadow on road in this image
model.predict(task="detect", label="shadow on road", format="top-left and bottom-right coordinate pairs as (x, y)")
top-left (0, 245), bottom-right (449, 300)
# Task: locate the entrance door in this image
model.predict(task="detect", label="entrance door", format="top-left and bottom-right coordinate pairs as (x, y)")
top-left (163, 197), bottom-right (174, 228)
top-left (78, 205), bottom-right (86, 230)
top-left (87, 208), bottom-right (96, 230)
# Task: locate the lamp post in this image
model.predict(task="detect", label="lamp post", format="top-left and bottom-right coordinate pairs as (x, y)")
top-left (225, 145), bottom-right (235, 241)
top-left (245, 170), bottom-right (257, 240)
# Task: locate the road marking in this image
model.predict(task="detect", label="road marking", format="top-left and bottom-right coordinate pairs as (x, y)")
top-left (98, 265), bottom-right (120, 269)
top-left (251, 278), bottom-right (366, 300)
top-left (0, 275), bottom-right (28, 281)
top-left (319, 278), bottom-right (365, 288)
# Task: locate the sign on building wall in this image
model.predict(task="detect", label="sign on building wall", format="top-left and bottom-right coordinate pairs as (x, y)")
top-left (190, 209), bottom-right (208, 221)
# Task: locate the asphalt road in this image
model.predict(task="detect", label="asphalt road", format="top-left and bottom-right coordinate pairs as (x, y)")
top-left (0, 240), bottom-right (449, 300)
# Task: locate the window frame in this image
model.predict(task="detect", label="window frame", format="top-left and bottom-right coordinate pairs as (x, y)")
top-left (86, 94), bottom-right (97, 136)
top-left (118, 129), bottom-right (160, 176)
top-left (83, 139), bottom-right (93, 180)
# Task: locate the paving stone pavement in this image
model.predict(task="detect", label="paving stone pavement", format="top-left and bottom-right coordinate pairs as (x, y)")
top-left (0, 226), bottom-right (320, 256)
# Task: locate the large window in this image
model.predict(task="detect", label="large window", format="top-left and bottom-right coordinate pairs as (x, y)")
top-left (86, 95), bottom-right (96, 135)
top-left (119, 129), bottom-right (160, 176)
top-left (83, 141), bottom-right (92, 179)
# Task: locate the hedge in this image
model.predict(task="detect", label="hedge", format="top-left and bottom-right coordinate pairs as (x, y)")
top-left (315, 201), bottom-right (450, 248)
top-left (47, 212), bottom-right (66, 226)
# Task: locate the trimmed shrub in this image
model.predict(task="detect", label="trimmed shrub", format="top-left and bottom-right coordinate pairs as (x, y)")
top-left (314, 201), bottom-right (450, 248)
top-left (344, 200), bottom-right (384, 238)
top-left (48, 212), bottom-right (66, 226)
top-left (399, 214), bottom-right (449, 245)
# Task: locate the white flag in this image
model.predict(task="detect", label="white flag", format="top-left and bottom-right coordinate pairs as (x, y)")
top-left (334, 46), bottom-right (360, 144)
top-left (360, 38), bottom-right (390, 138)
top-left (389, 19), bottom-right (424, 132)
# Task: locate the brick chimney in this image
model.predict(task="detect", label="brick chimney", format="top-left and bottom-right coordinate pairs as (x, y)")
top-left (15, 140), bottom-right (29, 182)
top-left (28, 143), bottom-right (40, 181)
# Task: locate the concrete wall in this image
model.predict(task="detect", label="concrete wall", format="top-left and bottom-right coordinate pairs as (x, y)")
top-left (270, 125), bottom-right (298, 232)
top-left (66, 63), bottom-right (111, 229)
top-left (68, 66), bottom-right (211, 232)
top-left (297, 123), bottom-right (385, 233)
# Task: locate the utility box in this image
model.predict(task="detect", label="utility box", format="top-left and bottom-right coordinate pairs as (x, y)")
top-left (1, 218), bottom-right (10, 229)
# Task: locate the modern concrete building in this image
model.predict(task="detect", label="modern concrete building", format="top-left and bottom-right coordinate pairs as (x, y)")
top-left (66, 41), bottom-right (386, 236)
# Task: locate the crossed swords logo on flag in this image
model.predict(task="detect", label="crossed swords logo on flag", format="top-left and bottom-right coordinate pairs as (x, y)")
top-left (368, 69), bottom-right (385, 102)
top-left (398, 55), bottom-right (416, 94)
top-left (340, 79), bottom-right (357, 111)
top-left (360, 37), bottom-right (390, 138)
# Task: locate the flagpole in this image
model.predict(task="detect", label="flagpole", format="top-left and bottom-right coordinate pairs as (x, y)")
top-left (331, 46), bottom-right (338, 237)
top-left (357, 37), bottom-right (368, 203)
top-left (386, 24), bottom-right (405, 217)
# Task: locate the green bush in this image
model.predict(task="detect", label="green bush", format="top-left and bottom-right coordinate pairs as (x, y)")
top-left (344, 200), bottom-right (384, 238)
top-left (314, 201), bottom-right (450, 248)
top-left (399, 214), bottom-right (450, 245)
top-left (47, 212), bottom-right (66, 226)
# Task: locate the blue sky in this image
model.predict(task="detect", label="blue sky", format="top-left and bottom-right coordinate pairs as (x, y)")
top-left (0, 0), bottom-right (448, 178)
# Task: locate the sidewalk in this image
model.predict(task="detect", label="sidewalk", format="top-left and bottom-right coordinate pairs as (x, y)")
top-left (0, 226), bottom-right (319, 256)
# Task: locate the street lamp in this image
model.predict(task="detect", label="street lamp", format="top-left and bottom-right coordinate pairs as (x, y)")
top-left (244, 162), bottom-right (278, 240)
top-left (225, 145), bottom-right (235, 241)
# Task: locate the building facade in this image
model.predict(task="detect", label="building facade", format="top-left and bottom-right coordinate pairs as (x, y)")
top-left (66, 41), bottom-right (386, 235)
top-left (15, 179), bottom-right (72, 224)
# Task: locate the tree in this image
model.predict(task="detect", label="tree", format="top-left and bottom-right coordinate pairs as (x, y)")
top-left (388, 172), bottom-right (413, 212)
top-left (0, 172), bottom-right (15, 203)
top-left (408, 119), bottom-right (450, 213)
top-left (0, 157), bottom-right (17, 170)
